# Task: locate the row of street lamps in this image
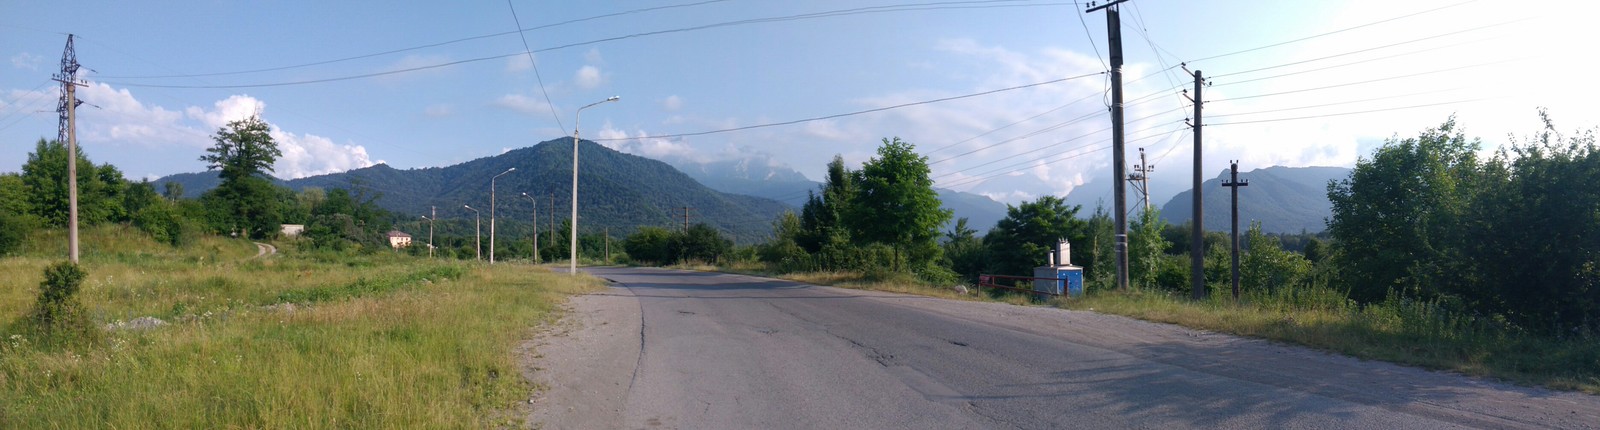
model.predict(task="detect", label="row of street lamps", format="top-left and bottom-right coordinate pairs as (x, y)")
top-left (417, 96), bottom-right (619, 276)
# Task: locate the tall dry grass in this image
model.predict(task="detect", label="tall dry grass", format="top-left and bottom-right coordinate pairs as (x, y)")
top-left (0, 224), bottom-right (603, 428)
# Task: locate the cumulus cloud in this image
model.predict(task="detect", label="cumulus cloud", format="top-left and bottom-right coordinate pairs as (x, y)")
top-left (492, 93), bottom-right (555, 116)
top-left (271, 127), bottom-right (375, 179)
top-left (575, 65), bottom-right (602, 89)
top-left (595, 125), bottom-right (702, 162)
top-left (10, 52), bottom-right (42, 70)
top-left (662, 95), bottom-right (683, 111)
top-left (504, 54), bottom-right (533, 73)
top-left (424, 104), bottom-right (454, 118)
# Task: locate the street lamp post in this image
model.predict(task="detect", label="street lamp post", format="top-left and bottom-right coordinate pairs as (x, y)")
top-left (464, 205), bottom-right (481, 261)
top-left (490, 167), bottom-right (515, 264)
top-left (521, 192), bottom-right (539, 263)
top-left (420, 213), bottom-right (435, 258)
top-left (572, 96), bottom-right (619, 276)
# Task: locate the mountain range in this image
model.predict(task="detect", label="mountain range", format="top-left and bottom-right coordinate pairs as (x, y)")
top-left (1158, 166), bottom-right (1350, 234)
top-left (155, 138), bottom-right (792, 243)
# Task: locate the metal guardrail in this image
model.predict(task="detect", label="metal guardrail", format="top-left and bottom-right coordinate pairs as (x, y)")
top-left (977, 274), bottom-right (1067, 297)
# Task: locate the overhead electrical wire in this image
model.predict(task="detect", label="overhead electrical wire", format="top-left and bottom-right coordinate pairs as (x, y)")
top-left (1186, 0), bottom-right (1477, 64)
top-left (590, 72), bottom-right (1105, 141)
top-left (936, 124), bottom-right (1185, 189)
top-left (505, 0), bottom-right (566, 132)
top-left (95, 0), bottom-right (734, 79)
top-left (1210, 59), bottom-right (1515, 102)
top-left (1208, 20), bottom-right (1518, 80)
top-left (1209, 99), bottom-right (1484, 126)
top-left (1206, 88), bottom-right (1465, 119)
top-left (96, 0), bottom-right (1066, 82)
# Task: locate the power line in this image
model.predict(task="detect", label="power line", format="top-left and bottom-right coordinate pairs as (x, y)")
top-left (928, 110), bottom-right (1102, 164)
top-left (96, 1), bottom-right (1064, 83)
top-left (937, 124), bottom-right (1184, 189)
top-left (931, 106), bottom-right (1186, 179)
top-left (924, 89), bottom-right (1103, 155)
top-left (1209, 59), bottom-right (1514, 102)
top-left (1208, 99), bottom-right (1485, 126)
top-left (1208, 20), bottom-right (1517, 79)
top-left (505, 0), bottom-right (565, 132)
top-left (1207, 88), bottom-right (1465, 119)
top-left (1211, 37), bottom-right (1500, 88)
top-left (94, 0), bottom-right (734, 79)
top-left (1187, 0), bottom-right (1477, 64)
top-left (1074, 1), bottom-right (1108, 71)
top-left (591, 72), bottom-right (1105, 141)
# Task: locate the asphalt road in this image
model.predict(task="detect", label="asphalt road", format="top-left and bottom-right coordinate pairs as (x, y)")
top-left (526, 267), bottom-right (1600, 429)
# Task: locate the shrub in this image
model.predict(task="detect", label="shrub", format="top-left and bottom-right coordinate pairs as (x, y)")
top-left (22, 261), bottom-right (101, 348)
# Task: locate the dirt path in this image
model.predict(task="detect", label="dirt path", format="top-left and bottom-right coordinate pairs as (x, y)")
top-left (251, 242), bottom-right (276, 259)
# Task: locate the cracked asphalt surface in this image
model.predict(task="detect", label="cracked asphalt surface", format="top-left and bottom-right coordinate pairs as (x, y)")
top-left (525, 267), bottom-right (1600, 429)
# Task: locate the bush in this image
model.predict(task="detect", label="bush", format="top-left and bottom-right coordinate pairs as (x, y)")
top-left (22, 261), bottom-right (101, 348)
top-left (0, 210), bottom-right (33, 256)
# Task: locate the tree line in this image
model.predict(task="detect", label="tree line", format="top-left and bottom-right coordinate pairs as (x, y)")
top-left (618, 112), bottom-right (1598, 336)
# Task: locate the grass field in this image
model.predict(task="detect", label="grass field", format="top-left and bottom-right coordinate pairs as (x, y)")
top-left (0, 225), bottom-right (601, 428)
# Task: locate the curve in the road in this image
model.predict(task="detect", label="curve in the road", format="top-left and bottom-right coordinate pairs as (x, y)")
top-left (529, 267), bottom-right (1600, 430)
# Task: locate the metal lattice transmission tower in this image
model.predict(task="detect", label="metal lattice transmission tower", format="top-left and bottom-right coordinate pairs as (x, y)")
top-left (55, 34), bottom-right (82, 145)
top-left (1128, 147), bottom-right (1153, 211)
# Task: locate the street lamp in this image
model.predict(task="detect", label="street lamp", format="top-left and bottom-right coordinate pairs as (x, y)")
top-left (490, 167), bottom-right (516, 264)
top-left (521, 192), bottom-right (539, 263)
top-left (463, 205), bottom-right (481, 261)
top-left (420, 213), bottom-right (435, 258)
top-left (572, 95), bottom-right (619, 276)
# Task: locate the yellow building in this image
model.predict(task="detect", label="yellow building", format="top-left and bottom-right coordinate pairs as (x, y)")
top-left (385, 230), bottom-right (412, 249)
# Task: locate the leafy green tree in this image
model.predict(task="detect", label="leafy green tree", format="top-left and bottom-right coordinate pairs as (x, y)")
top-left (758, 212), bottom-right (808, 265)
top-left (982, 195), bottom-right (1086, 277)
top-left (1240, 222), bottom-right (1312, 293)
top-left (1460, 111), bottom-right (1600, 331)
top-left (199, 115), bottom-right (284, 239)
top-left (1327, 118), bottom-right (1481, 302)
top-left (847, 137), bottom-right (951, 271)
top-left (20, 139), bottom-right (127, 227)
top-left (798, 155), bottom-right (856, 253)
top-left (1129, 208), bottom-right (1172, 289)
top-left (163, 181), bottom-right (184, 201)
top-left (625, 227), bottom-right (675, 264)
top-left (943, 217), bottom-right (988, 282)
top-left (673, 223), bottom-right (733, 263)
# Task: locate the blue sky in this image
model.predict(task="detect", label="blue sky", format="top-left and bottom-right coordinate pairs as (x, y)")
top-left (2, 0), bottom-right (1594, 204)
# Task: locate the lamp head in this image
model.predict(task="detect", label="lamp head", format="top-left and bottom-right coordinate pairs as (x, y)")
top-left (607, 96), bottom-right (620, 102)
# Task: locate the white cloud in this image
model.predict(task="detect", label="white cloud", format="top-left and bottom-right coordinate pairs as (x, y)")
top-left (424, 104), bottom-right (454, 118)
top-left (185, 94), bottom-right (264, 130)
top-left (575, 65), bottom-right (603, 89)
top-left (10, 52), bottom-right (42, 71)
top-left (662, 95), bottom-right (683, 111)
top-left (492, 93), bottom-right (555, 116)
top-left (270, 127), bottom-right (374, 179)
top-left (595, 125), bottom-right (702, 162)
top-left (504, 54), bottom-right (534, 73)
top-left (583, 48), bottom-right (604, 65)
top-left (76, 83), bottom-right (207, 148)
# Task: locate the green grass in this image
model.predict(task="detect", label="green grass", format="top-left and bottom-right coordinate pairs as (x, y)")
top-left (675, 261), bottom-right (1599, 394)
top-left (0, 224), bottom-right (604, 428)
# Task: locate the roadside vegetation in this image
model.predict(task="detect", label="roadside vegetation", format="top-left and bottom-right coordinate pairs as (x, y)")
top-left (0, 224), bottom-right (599, 428)
top-left (623, 116), bottom-right (1600, 394)
top-left (0, 115), bottom-right (603, 428)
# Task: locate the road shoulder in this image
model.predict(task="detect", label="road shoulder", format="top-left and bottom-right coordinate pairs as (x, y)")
top-left (520, 285), bottom-right (642, 429)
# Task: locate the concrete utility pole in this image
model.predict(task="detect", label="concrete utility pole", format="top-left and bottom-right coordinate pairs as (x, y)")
top-left (1184, 65), bottom-right (1206, 301)
top-left (490, 167), bottom-right (515, 264)
top-left (1129, 147), bottom-right (1152, 211)
top-left (1088, 0), bottom-right (1130, 291)
top-left (522, 193), bottom-right (539, 263)
top-left (54, 34), bottom-right (85, 264)
top-left (572, 96), bottom-right (619, 276)
top-left (604, 227), bottom-right (610, 265)
top-left (1221, 160), bottom-right (1248, 302)
top-left (421, 209), bottom-right (436, 258)
top-left (464, 205), bottom-right (481, 261)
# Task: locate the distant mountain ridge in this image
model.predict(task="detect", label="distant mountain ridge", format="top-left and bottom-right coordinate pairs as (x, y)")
top-left (669, 157), bottom-right (1010, 233)
top-left (154, 138), bottom-right (792, 243)
top-left (1158, 166), bottom-right (1351, 234)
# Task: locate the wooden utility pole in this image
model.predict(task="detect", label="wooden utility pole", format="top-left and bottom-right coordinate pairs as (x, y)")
top-left (679, 206), bottom-right (696, 233)
top-left (1185, 65), bottom-right (1206, 301)
top-left (1088, 0), bottom-right (1130, 291)
top-left (1222, 160), bottom-right (1248, 301)
top-left (604, 227), bottom-right (610, 265)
